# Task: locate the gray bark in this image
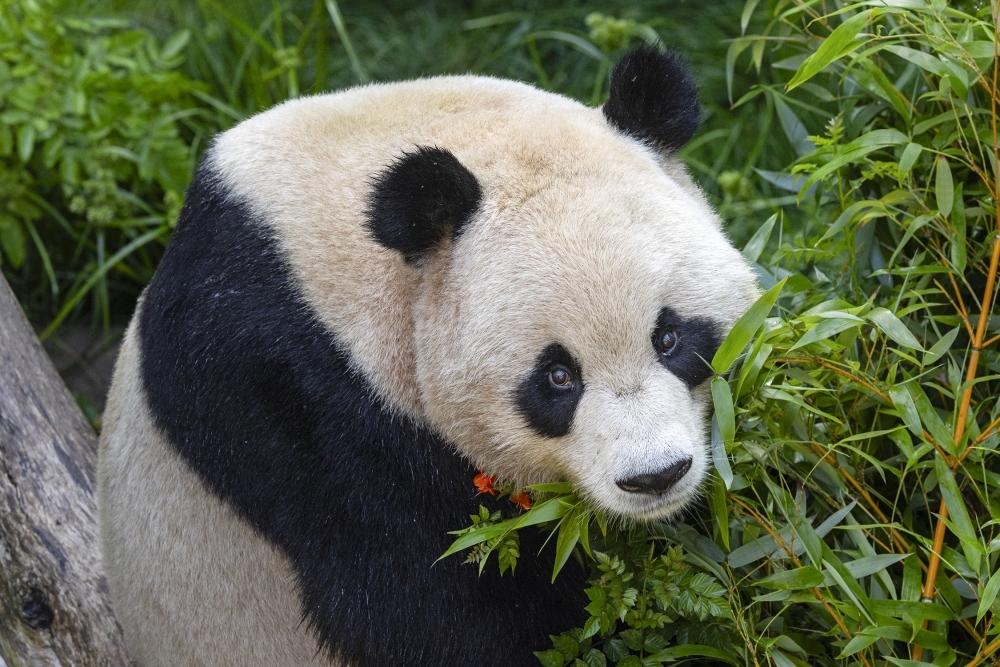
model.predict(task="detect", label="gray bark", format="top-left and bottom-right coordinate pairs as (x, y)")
top-left (0, 275), bottom-right (129, 666)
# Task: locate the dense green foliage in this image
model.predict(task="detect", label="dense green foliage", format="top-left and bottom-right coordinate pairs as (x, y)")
top-left (7, 0), bottom-right (1000, 666)
top-left (2, 0), bottom-right (795, 330)
top-left (446, 2), bottom-right (1000, 666)
top-left (0, 0), bottom-right (212, 333)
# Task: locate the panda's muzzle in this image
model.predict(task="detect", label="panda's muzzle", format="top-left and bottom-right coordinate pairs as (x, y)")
top-left (615, 457), bottom-right (692, 496)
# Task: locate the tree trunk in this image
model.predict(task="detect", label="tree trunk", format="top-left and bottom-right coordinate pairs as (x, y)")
top-left (0, 275), bottom-right (130, 666)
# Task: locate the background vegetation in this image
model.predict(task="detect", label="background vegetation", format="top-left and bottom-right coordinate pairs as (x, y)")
top-left (4, 0), bottom-right (1000, 666)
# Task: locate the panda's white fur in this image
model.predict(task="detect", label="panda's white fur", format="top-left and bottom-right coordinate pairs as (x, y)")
top-left (99, 49), bottom-right (758, 666)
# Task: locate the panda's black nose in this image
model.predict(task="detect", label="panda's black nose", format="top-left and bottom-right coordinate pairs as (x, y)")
top-left (616, 458), bottom-right (692, 495)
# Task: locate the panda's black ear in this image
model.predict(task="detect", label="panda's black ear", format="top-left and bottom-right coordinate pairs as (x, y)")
top-left (602, 46), bottom-right (700, 152)
top-left (365, 146), bottom-right (482, 259)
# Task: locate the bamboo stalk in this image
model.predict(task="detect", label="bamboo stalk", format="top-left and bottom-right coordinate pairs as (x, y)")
top-left (916, 5), bottom-right (1000, 663)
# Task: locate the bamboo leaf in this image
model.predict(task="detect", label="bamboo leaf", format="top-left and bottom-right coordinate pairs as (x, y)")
top-left (789, 317), bottom-right (861, 351)
top-left (977, 567), bottom-right (1000, 622)
top-left (712, 278), bottom-right (786, 373)
top-left (936, 156), bottom-right (954, 217)
top-left (899, 142), bottom-right (922, 174)
top-left (886, 44), bottom-right (952, 78)
top-left (712, 377), bottom-right (736, 444)
top-left (787, 10), bottom-right (877, 90)
top-left (711, 415), bottom-right (733, 490)
top-left (935, 458), bottom-right (982, 572)
top-left (869, 598), bottom-right (954, 621)
top-left (924, 328), bottom-right (960, 366)
top-left (740, 0), bottom-right (761, 34)
top-left (708, 470), bottom-right (730, 551)
top-left (889, 385), bottom-right (922, 436)
top-left (645, 645), bottom-right (739, 665)
top-left (742, 213), bottom-right (777, 264)
top-left (552, 508), bottom-right (582, 582)
top-left (755, 566), bottom-right (824, 590)
top-left (867, 307), bottom-right (924, 350)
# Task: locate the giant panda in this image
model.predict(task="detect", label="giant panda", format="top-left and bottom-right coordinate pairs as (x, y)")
top-left (97, 46), bottom-right (759, 667)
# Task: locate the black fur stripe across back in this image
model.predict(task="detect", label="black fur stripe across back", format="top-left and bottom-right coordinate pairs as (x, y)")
top-left (138, 165), bottom-right (584, 666)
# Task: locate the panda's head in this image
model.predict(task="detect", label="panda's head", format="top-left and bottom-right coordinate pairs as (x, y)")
top-left (366, 47), bottom-right (758, 521)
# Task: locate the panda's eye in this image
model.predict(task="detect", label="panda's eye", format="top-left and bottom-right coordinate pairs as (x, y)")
top-left (547, 365), bottom-right (575, 390)
top-left (656, 330), bottom-right (680, 356)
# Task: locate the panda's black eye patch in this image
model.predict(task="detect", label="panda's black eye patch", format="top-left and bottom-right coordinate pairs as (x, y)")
top-left (652, 307), bottom-right (720, 388)
top-left (516, 344), bottom-right (584, 438)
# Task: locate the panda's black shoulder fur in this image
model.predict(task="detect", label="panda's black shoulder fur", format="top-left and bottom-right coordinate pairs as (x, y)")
top-left (603, 46), bottom-right (700, 152)
top-left (138, 165), bottom-right (584, 666)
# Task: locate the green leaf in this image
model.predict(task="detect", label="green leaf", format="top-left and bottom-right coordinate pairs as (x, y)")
top-left (868, 598), bottom-right (955, 621)
top-left (899, 142), bottom-right (922, 175)
top-left (616, 656), bottom-right (641, 667)
top-left (620, 630), bottom-right (643, 652)
top-left (770, 650), bottom-right (798, 667)
top-left (742, 213), bottom-right (777, 264)
top-left (528, 483), bottom-right (575, 494)
top-left (439, 497), bottom-right (570, 560)
top-left (910, 384), bottom-right (953, 453)
top-left (789, 317), bottom-right (861, 351)
top-left (819, 201), bottom-right (885, 243)
top-left (16, 124), bottom-right (35, 163)
top-left (711, 377), bottom-right (735, 444)
top-left (885, 45), bottom-right (952, 78)
top-left (712, 278), bottom-right (786, 373)
top-left (902, 549), bottom-right (922, 601)
top-left (843, 553), bottom-right (909, 579)
top-left (978, 567), bottom-right (1000, 623)
top-left (935, 458), bottom-right (982, 572)
top-left (603, 638), bottom-right (628, 662)
top-left (551, 635), bottom-right (580, 661)
top-left (755, 566), bottom-right (824, 590)
top-left (582, 649), bottom-right (607, 667)
top-left (811, 129), bottom-right (909, 185)
top-left (535, 649), bottom-right (567, 667)
top-left (787, 10), bottom-right (877, 90)
top-left (924, 328), bottom-right (959, 366)
top-left (839, 633), bottom-right (879, 658)
top-left (867, 308), bottom-right (924, 350)
top-left (950, 184), bottom-right (966, 272)
top-left (161, 29), bottom-right (192, 60)
top-left (935, 156), bottom-right (954, 217)
top-left (889, 385), bottom-right (922, 437)
top-left (644, 645), bottom-right (739, 665)
top-left (740, 0), bottom-right (761, 34)
top-left (0, 217), bottom-right (27, 270)
top-left (552, 508), bottom-right (583, 581)
top-left (773, 95), bottom-right (814, 155)
top-left (708, 470), bottom-right (730, 551)
top-left (711, 415), bottom-right (733, 490)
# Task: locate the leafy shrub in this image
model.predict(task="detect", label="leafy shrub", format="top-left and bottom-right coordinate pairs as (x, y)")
top-left (0, 0), bottom-right (208, 332)
top-left (445, 2), bottom-right (1000, 666)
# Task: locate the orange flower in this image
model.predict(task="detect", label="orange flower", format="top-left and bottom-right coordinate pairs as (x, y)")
top-left (509, 491), bottom-right (532, 510)
top-left (473, 470), bottom-right (496, 496)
